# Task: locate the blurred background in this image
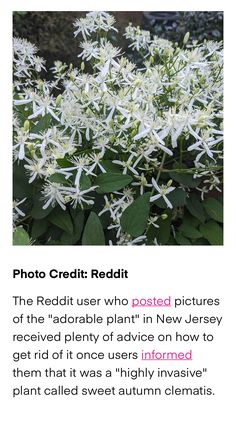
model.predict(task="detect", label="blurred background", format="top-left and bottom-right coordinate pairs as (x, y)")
top-left (13, 11), bottom-right (223, 69)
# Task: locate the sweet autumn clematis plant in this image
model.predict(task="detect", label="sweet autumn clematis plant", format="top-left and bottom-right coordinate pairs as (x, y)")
top-left (13, 11), bottom-right (223, 245)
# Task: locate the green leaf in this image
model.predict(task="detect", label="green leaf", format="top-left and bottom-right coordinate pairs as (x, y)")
top-left (120, 193), bottom-right (150, 238)
top-left (175, 232), bottom-right (192, 245)
top-left (169, 171), bottom-right (201, 188)
top-left (48, 207), bottom-right (73, 234)
top-left (167, 235), bottom-right (176, 245)
top-left (56, 158), bottom-right (73, 168)
top-left (203, 198), bottom-right (223, 223)
top-left (154, 211), bottom-right (171, 244)
top-left (80, 173), bottom-right (91, 191)
top-left (146, 225), bottom-right (158, 244)
top-left (50, 170), bottom-right (91, 190)
top-left (46, 239), bottom-right (62, 245)
top-left (60, 210), bottom-right (85, 244)
top-left (193, 238), bottom-right (209, 245)
top-left (30, 114), bottom-right (52, 133)
top-left (186, 194), bottom-right (206, 223)
top-left (100, 160), bottom-right (121, 173)
top-left (31, 193), bottom-right (54, 219)
top-left (48, 173), bottom-right (71, 185)
top-left (13, 163), bottom-right (33, 199)
top-left (94, 173), bottom-right (132, 193)
top-left (13, 227), bottom-right (31, 245)
top-left (154, 188), bottom-right (187, 209)
top-left (31, 219), bottom-right (48, 239)
top-left (199, 221), bottom-right (223, 245)
top-left (82, 212), bottom-right (105, 245)
top-left (14, 101), bottom-right (31, 124)
top-left (183, 213), bottom-right (200, 228)
top-left (45, 225), bottom-right (63, 240)
top-left (179, 223), bottom-right (202, 239)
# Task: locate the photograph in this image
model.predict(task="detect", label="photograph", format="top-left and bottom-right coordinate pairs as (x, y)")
top-left (13, 11), bottom-right (223, 245)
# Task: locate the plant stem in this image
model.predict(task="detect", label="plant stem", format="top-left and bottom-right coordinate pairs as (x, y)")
top-left (151, 152), bottom-right (166, 196)
top-left (180, 139), bottom-right (183, 167)
top-left (15, 214), bottom-right (31, 226)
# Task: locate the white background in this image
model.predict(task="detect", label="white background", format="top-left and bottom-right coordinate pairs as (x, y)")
top-left (1, 1), bottom-right (235, 429)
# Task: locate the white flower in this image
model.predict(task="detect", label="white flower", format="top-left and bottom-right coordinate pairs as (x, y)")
top-left (132, 173), bottom-right (152, 195)
top-left (96, 41), bottom-right (122, 77)
top-left (113, 153), bottom-right (140, 175)
top-left (13, 198), bottom-right (27, 220)
top-left (78, 41), bottom-right (100, 61)
top-left (87, 152), bottom-right (106, 175)
top-left (74, 12), bottom-right (117, 40)
top-left (24, 156), bottom-right (46, 183)
top-left (187, 131), bottom-right (223, 162)
top-left (98, 195), bottom-right (116, 219)
top-left (33, 56), bottom-right (46, 72)
top-left (62, 185), bottom-right (98, 209)
top-left (92, 138), bottom-right (118, 156)
top-left (42, 182), bottom-right (66, 210)
top-left (124, 24), bottom-right (151, 51)
top-left (59, 156), bottom-right (90, 186)
top-left (13, 38), bottom-right (38, 59)
top-left (117, 233), bottom-right (147, 245)
top-left (148, 215), bottom-right (160, 229)
top-left (28, 96), bottom-right (60, 121)
top-left (159, 109), bottom-right (188, 148)
top-left (133, 125), bottom-right (173, 156)
top-left (150, 178), bottom-right (175, 209)
top-left (13, 129), bottom-right (30, 160)
top-left (73, 17), bottom-right (93, 40)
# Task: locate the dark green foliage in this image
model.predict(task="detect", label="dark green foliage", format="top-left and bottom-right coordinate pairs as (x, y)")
top-left (13, 227), bottom-right (31, 245)
top-left (95, 173), bottom-right (133, 193)
top-left (203, 198), bottom-right (223, 223)
top-left (200, 221), bottom-right (223, 245)
top-left (82, 212), bottom-right (105, 245)
top-left (143, 11), bottom-right (223, 44)
top-left (48, 207), bottom-right (74, 235)
top-left (120, 193), bottom-right (151, 238)
top-left (154, 188), bottom-right (187, 209)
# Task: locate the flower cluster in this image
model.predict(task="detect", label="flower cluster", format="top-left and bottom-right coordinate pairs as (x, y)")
top-left (13, 12), bottom-right (223, 246)
top-left (74, 11), bottom-right (117, 40)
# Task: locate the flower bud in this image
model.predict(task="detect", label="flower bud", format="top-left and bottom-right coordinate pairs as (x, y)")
top-left (167, 179), bottom-right (173, 187)
top-left (80, 61), bottom-right (85, 71)
top-left (38, 80), bottom-right (44, 91)
top-left (23, 120), bottom-right (30, 132)
top-left (183, 32), bottom-right (190, 45)
top-left (161, 213), bottom-right (168, 220)
top-left (26, 142), bottom-right (34, 151)
top-left (70, 147), bottom-right (77, 155)
top-left (26, 143), bottom-right (35, 157)
top-left (130, 129), bottom-right (138, 138)
top-left (56, 94), bottom-right (62, 107)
